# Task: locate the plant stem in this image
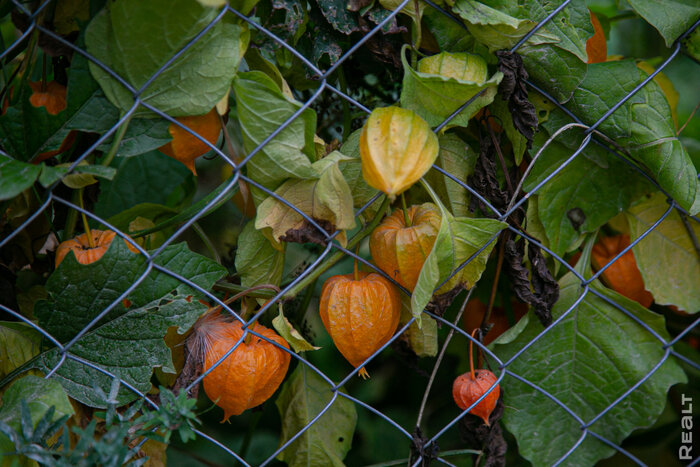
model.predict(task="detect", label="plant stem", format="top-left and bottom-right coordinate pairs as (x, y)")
top-left (481, 232), bottom-right (507, 331)
top-left (410, 0), bottom-right (421, 68)
top-left (235, 410), bottom-right (263, 466)
top-left (487, 123), bottom-right (512, 194)
top-left (337, 66), bottom-right (352, 141)
top-left (401, 192), bottom-right (411, 227)
top-left (282, 195), bottom-right (390, 299)
top-left (353, 244), bottom-right (360, 281)
top-left (101, 113), bottom-right (133, 167)
top-left (679, 211), bottom-right (700, 260)
top-left (78, 188), bottom-right (95, 248)
top-left (40, 53), bottom-right (46, 91)
top-left (469, 329), bottom-right (477, 380)
top-left (293, 277), bottom-right (317, 325)
top-left (415, 287), bottom-right (476, 430)
top-left (677, 101), bottom-right (699, 136)
top-left (192, 222), bottom-right (221, 264)
top-left (365, 449), bottom-right (482, 467)
top-left (213, 281), bottom-right (277, 299)
top-left (63, 189), bottom-right (80, 240)
top-left (419, 178), bottom-right (447, 216)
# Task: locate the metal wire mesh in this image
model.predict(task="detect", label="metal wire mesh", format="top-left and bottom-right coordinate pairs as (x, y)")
top-left (1, 0), bottom-right (698, 465)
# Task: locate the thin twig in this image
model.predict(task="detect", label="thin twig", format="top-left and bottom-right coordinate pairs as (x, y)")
top-left (678, 210), bottom-right (700, 260)
top-left (213, 281), bottom-right (278, 299)
top-left (415, 287), bottom-right (476, 430)
top-left (487, 123), bottom-right (513, 194)
top-left (365, 449), bottom-right (482, 467)
top-left (282, 195), bottom-right (390, 299)
top-left (192, 222), bottom-right (221, 264)
top-left (481, 231), bottom-right (507, 331)
top-left (677, 100), bottom-right (699, 136)
top-left (506, 122), bottom-right (589, 212)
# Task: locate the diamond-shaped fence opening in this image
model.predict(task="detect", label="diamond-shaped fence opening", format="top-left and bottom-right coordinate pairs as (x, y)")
top-left (0, 0), bottom-right (698, 465)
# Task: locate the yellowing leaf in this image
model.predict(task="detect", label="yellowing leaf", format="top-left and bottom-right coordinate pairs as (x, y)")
top-left (626, 192), bottom-right (700, 313)
top-left (272, 306), bottom-right (320, 353)
top-left (196, 0), bottom-right (226, 6)
top-left (0, 322), bottom-right (41, 379)
top-left (255, 152), bottom-right (356, 247)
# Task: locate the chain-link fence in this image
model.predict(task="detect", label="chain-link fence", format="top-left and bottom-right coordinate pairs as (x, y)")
top-left (1, 0), bottom-right (699, 465)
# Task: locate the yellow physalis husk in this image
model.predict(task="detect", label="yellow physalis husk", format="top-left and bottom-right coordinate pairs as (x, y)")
top-left (359, 106), bottom-right (439, 199)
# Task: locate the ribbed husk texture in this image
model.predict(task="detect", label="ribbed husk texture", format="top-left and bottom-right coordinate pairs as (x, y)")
top-left (360, 106), bottom-right (439, 199)
top-left (319, 271), bottom-right (401, 378)
top-left (452, 369), bottom-right (500, 425)
top-left (369, 203), bottom-right (441, 292)
top-left (197, 315), bottom-right (291, 421)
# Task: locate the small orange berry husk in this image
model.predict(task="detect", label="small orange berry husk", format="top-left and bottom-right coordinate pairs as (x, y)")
top-left (319, 271), bottom-right (401, 378)
top-left (592, 234), bottom-right (653, 308)
top-left (452, 369), bottom-right (500, 425)
top-left (55, 230), bottom-right (139, 267)
top-left (159, 108), bottom-right (221, 175)
top-left (29, 81), bottom-right (67, 115)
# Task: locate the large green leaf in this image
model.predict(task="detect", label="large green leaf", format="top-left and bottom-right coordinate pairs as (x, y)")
top-left (399, 295), bottom-right (437, 357)
top-left (515, 0), bottom-right (593, 103)
top-left (0, 33), bottom-right (171, 162)
top-left (85, 0), bottom-right (245, 117)
top-left (275, 364), bottom-right (356, 466)
top-left (32, 239), bottom-right (226, 407)
top-left (0, 322), bottom-right (41, 380)
top-left (494, 273), bottom-right (686, 466)
top-left (411, 199), bottom-right (506, 324)
top-left (400, 48), bottom-right (502, 130)
top-left (524, 133), bottom-right (652, 255)
top-left (255, 151), bottom-right (356, 246)
top-left (93, 150), bottom-right (193, 220)
top-left (96, 117), bottom-right (172, 157)
top-left (451, 0), bottom-right (536, 51)
top-left (424, 134), bottom-right (477, 217)
top-left (0, 155), bottom-right (42, 201)
top-left (626, 192), bottom-right (700, 313)
top-left (423, 6), bottom-right (475, 52)
top-left (235, 220), bottom-right (285, 288)
top-left (0, 376), bottom-right (74, 462)
top-left (452, 0), bottom-right (592, 103)
top-left (519, 44), bottom-right (587, 104)
top-left (233, 71), bottom-right (317, 197)
top-left (521, 0), bottom-right (591, 62)
top-left (627, 0), bottom-right (700, 47)
top-left (567, 60), bottom-right (698, 211)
